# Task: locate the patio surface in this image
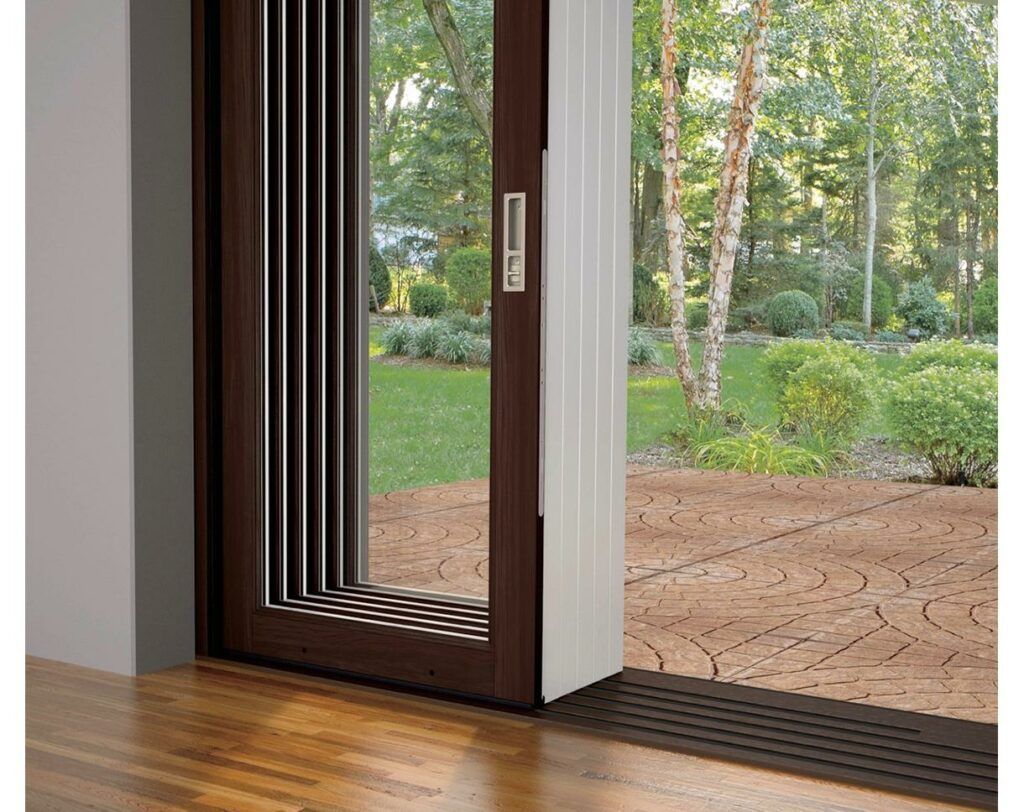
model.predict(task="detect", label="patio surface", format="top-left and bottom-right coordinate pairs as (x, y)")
top-left (368, 466), bottom-right (996, 724)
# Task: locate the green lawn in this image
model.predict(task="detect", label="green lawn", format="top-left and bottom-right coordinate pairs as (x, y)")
top-left (368, 329), bottom-right (906, 493)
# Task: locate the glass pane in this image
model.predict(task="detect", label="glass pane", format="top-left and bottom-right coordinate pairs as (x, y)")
top-left (363, 0), bottom-right (494, 602)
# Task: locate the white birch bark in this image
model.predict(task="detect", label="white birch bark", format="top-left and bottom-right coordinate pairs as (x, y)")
top-left (661, 0), bottom-right (698, 405)
top-left (697, 0), bottom-right (771, 409)
top-left (863, 52), bottom-right (879, 334)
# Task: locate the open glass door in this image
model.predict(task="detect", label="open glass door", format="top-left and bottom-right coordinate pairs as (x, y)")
top-left (200, 0), bottom-right (545, 703)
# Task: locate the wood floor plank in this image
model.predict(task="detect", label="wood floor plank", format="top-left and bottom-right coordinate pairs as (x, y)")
top-left (26, 656), bottom-right (981, 811)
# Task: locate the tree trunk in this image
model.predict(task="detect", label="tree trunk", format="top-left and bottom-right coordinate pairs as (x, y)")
top-left (697, 0), bottom-right (771, 409)
top-left (862, 53), bottom-right (879, 336)
top-left (966, 173), bottom-right (981, 339)
top-left (422, 0), bottom-right (492, 150)
top-left (660, 0), bottom-right (697, 404)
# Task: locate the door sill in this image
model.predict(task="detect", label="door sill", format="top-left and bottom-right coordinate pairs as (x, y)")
top-left (537, 668), bottom-right (996, 809)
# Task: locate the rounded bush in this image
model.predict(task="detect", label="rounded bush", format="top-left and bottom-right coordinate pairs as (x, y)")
top-left (761, 339), bottom-right (875, 396)
top-left (972, 276), bottom-right (997, 336)
top-left (380, 321), bottom-right (414, 355)
top-left (368, 245), bottom-right (392, 309)
top-left (779, 356), bottom-right (872, 442)
top-left (408, 321), bottom-right (448, 358)
top-left (886, 366), bottom-right (997, 486)
top-left (767, 290), bottom-right (820, 337)
top-left (902, 340), bottom-right (997, 374)
top-left (873, 330), bottom-right (904, 343)
top-left (441, 310), bottom-right (490, 336)
top-left (437, 330), bottom-right (475, 364)
top-left (445, 247), bottom-right (491, 315)
top-left (895, 279), bottom-right (948, 337)
top-left (409, 282), bottom-right (449, 318)
top-left (841, 275), bottom-right (893, 328)
top-left (627, 326), bottom-right (660, 366)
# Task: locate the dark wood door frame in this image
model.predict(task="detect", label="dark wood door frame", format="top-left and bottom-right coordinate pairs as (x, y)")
top-left (192, 0), bottom-right (547, 704)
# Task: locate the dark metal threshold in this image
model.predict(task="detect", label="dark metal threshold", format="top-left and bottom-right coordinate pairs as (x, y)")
top-left (538, 668), bottom-right (996, 809)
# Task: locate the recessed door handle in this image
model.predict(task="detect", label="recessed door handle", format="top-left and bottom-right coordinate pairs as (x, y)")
top-left (503, 192), bottom-right (526, 292)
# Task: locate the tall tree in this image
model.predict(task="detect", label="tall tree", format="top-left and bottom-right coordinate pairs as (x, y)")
top-left (661, 0), bottom-right (698, 403)
top-left (422, 0), bottom-right (493, 149)
top-left (697, 0), bottom-right (772, 408)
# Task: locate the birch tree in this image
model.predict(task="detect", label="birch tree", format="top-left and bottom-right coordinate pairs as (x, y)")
top-left (697, 0), bottom-right (771, 408)
top-left (661, 0), bottom-right (697, 403)
top-left (663, 0), bottom-right (771, 410)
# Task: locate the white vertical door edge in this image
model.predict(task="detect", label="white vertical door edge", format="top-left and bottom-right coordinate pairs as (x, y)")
top-left (542, 0), bottom-right (631, 703)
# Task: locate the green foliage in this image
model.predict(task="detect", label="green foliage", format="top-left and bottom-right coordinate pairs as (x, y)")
top-left (902, 340), bottom-right (997, 374)
top-left (441, 310), bottom-right (490, 336)
top-left (380, 321), bottom-right (414, 355)
top-left (369, 245), bottom-right (392, 309)
top-left (733, 300), bottom-right (769, 330)
top-left (691, 428), bottom-right (831, 477)
top-left (779, 356), bottom-right (872, 442)
top-left (670, 413), bottom-right (728, 453)
top-left (873, 330), bottom-right (905, 343)
top-left (767, 290), bottom-right (820, 337)
top-left (408, 320), bottom-right (448, 358)
top-left (472, 337), bottom-right (492, 365)
top-left (841, 275), bottom-right (894, 328)
top-left (627, 326), bottom-right (660, 366)
top-left (887, 367), bottom-right (997, 486)
top-left (895, 279), bottom-right (948, 338)
top-left (686, 301), bottom-right (709, 330)
top-left (829, 320), bottom-right (866, 342)
top-left (632, 264), bottom-right (668, 326)
top-left (972, 276), bottom-right (997, 335)
top-left (445, 248), bottom-right (491, 315)
top-left (761, 339), bottom-right (875, 396)
top-left (436, 330), bottom-right (475, 364)
top-left (408, 283), bottom-right (449, 318)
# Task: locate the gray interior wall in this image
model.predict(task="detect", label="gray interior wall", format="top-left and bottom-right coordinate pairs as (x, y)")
top-left (27, 0), bottom-right (137, 675)
top-left (129, 0), bottom-right (195, 674)
top-left (27, 0), bottom-right (194, 675)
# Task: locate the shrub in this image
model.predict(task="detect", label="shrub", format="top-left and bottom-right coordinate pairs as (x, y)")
top-left (368, 245), bottom-right (392, 309)
top-left (692, 428), bottom-right (830, 476)
top-left (632, 264), bottom-right (668, 325)
top-left (408, 321), bottom-right (447, 358)
top-left (873, 330), bottom-right (904, 343)
top-left (902, 340), bottom-right (997, 374)
top-left (895, 279), bottom-right (948, 338)
top-left (886, 367), bottom-right (997, 486)
top-left (761, 339), bottom-right (875, 396)
top-left (972, 276), bottom-right (997, 335)
top-left (779, 356), bottom-right (872, 442)
top-left (767, 290), bottom-right (820, 337)
top-left (446, 247), bottom-right (491, 314)
top-left (733, 300), bottom-right (769, 329)
top-left (472, 337), bottom-right (492, 365)
top-left (686, 301), bottom-right (709, 330)
top-left (437, 330), bottom-right (475, 364)
top-left (974, 333), bottom-right (997, 346)
top-left (441, 310), bottom-right (490, 336)
top-left (409, 283), bottom-right (449, 318)
top-left (792, 328), bottom-right (819, 339)
top-left (841, 275), bottom-right (894, 328)
top-left (829, 320), bottom-right (866, 342)
top-left (627, 326), bottom-right (660, 366)
top-left (380, 321), bottom-right (414, 356)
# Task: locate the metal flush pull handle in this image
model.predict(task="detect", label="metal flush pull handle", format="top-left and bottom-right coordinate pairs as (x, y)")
top-left (503, 192), bottom-right (526, 292)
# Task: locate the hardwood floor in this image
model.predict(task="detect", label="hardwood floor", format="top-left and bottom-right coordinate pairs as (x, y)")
top-left (26, 656), bottom-right (979, 811)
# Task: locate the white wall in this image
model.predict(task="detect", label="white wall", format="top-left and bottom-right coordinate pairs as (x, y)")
top-left (543, 0), bottom-right (632, 702)
top-left (27, 0), bottom-right (194, 675)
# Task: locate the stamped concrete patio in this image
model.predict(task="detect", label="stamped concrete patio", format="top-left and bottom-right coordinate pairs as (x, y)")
top-left (368, 466), bottom-right (996, 724)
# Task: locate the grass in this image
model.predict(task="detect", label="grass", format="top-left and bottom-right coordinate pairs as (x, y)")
top-left (368, 329), bottom-right (907, 493)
